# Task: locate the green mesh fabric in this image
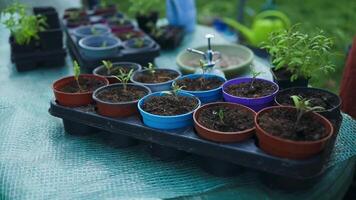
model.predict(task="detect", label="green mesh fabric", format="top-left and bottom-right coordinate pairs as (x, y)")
top-left (0, 5), bottom-right (355, 199)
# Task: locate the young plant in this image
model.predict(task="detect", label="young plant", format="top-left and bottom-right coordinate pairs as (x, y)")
top-left (115, 69), bottom-right (134, 92)
top-left (250, 69), bottom-right (264, 89)
top-left (101, 40), bottom-right (108, 48)
top-left (261, 25), bottom-right (335, 81)
top-left (144, 62), bottom-right (156, 75)
top-left (91, 26), bottom-right (100, 35)
top-left (162, 81), bottom-right (185, 99)
top-left (291, 95), bottom-right (324, 128)
top-left (68, 11), bottom-right (80, 21)
top-left (1, 2), bottom-right (47, 45)
top-left (212, 108), bottom-right (225, 124)
top-left (133, 38), bottom-right (145, 48)
top-left (198, 59), bottom-right (209, 87)
top-left (73, 60), bottom-right (83, 92)
top-left (102, 60), bottom-right (113, 75)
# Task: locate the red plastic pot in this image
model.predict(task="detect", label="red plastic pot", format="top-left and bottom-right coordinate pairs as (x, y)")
top-left (53, 74), bottom-right (109, 107)
top-left (255, 106), bottom-right (334, 159)
top-left (193, 102), bottom-right (256, 143)
top-left (93, 83), bottom-right (151, 118)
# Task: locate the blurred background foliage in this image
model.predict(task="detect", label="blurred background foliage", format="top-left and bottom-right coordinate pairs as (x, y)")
top-left (114, 0), bottom-right (356, 93)
top-left (1, 0), bottom-right (355, 92)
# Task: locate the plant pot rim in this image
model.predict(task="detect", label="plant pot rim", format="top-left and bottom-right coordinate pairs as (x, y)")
top-left (52, 74), bottom-right (109, 96)
top-left (223, 77), bottom-right (279, 100)
top-left (131, 68), bottom-right (182, 86)
top-left (255, 106), bottom-right (334, 145)
top-left (122, 37), bottom-right (154, 50)
top-left (93, 62), bottom-right (142, 78)
top-left (78, 35), bottom-right (121, 51)
top-left (193, 102), bottom-right (256, 135)
top-left (73, 24), bottom-right (111, 38)
top-left (138, 91), bottom-right (201, 118)
top-left (176, 44), bottom-right (254, 73)
top-left (274, 87), bottom-right (342, 113)
top-left (93, 83), bottom-right (151, 105)
top-left (177, 74), bottom-right (226, 94)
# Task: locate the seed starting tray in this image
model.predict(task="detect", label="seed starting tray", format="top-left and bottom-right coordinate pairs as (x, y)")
top-left (49, 100), bottom-right (342, 180)
top-left (63, 22), bottom-right (160, 73)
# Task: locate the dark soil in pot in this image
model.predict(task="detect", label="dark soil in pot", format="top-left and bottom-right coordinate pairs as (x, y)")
top-left (258, 109), bottom-right (327, 141)
top-left (276, 89), bottom-right (338, 111)
top-left (59, 77), bottom-right (106, 93)
top-left (142, 95), bottom-right (198, 116)
top-left (96, 65), bottom-right (136, 77)
top-left (96, 85), bottom-right (148, 102)
top-left (135, 70), bottom-right (179, 83)
top-left (197, 104), bottom-right (254, 132)
top-left (176, 77), bottom-right (224, 91)
top-left (225, 79), bottom-right (277, 98)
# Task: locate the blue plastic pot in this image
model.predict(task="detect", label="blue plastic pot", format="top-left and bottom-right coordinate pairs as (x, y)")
top-left (122, 37), bottom-right (155, 51)
top-left (138, 91), bottom-right (201, 129)
top-left (131, 68), bottom-right (181, 92)
top-left (72, 24), bottom-right (111, 40)
top-left (79, 35), bottom-right (121, 58)
top-left (223, 77), bottom-right (279, 111)
top-left (175, 74), bottom-right (226, 103)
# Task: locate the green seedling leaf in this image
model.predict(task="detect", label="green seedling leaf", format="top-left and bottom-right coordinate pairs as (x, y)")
top-left (102, 60), bottom-right (113, 75)
top-left (115, 69), bottom-right (133, 92)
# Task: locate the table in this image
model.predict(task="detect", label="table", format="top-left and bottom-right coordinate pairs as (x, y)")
top-left (0, 1), bottom-right (355, 199)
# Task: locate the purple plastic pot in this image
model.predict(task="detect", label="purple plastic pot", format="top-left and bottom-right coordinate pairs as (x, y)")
top-left (222, 77), bottom-right (279, 111)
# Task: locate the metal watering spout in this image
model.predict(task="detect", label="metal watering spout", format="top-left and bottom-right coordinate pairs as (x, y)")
top-left (186, 34), bottom-right (225, 77)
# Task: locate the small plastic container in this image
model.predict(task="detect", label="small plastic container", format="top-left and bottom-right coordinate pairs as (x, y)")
top-left (138, 91), bottom-right (201, 129)
top-left (223, 77), bottom-right (279, 111)
top-left (176, 74), bottom-right (226, 103)
top-left (73, 24), bottom-right (111, 40)
top-left (78, 35), bottom-right (121, 59)
top-left (131, 69), bottom-right (181, 92)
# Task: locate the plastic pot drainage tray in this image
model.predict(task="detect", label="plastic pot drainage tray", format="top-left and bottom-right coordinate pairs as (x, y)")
top-left (62, 17), bottom-right (160, 73)
top-left (49, 101), bottom-right (343, 180)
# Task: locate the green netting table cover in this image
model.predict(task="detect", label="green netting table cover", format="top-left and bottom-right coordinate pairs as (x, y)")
top-left (0, 1), bottom-right (355, 199)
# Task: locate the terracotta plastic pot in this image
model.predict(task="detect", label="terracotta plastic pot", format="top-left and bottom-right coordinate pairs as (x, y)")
top-left (53, 74), bottom-right (109, 107)
top-left (255, 106), bottom-right (334, 159)
top-left (93, 83), bottom-right (151, 118)
top-left (93, 62), bottom-right (142, 84)
top-left (193, 102), bottom-right (256, 143)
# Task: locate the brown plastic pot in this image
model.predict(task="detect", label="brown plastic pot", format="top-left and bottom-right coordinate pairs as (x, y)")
top-left (92, 62), bottom-right (142, 84)
top-left (53, 74), bottom-right (109, 107)
top-left (93, 83), bottom-right (151, 118)
top-left (255, 106), bottom-right (334, 159)
top-left (193, 102), bottom-right (256, 143)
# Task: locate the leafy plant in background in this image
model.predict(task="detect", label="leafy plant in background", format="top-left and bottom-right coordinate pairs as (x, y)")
top-left (261, 25), bottom-right (335, 82)
top-left (128, 0), bottom-right (160, 16)
top-left (0, 2), bottom-right (47, 45)
top-left (102, 60), bottom-right (113, 75)
top-left (73, 60), bottom-right (83, 92)
top-left (291, 95), bottom-right (324, 128)
top-left (115, 69), bottom-right (134, 92)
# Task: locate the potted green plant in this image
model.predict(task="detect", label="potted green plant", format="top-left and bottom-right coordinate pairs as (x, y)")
top-left (1, 2), bottom-right (47, 53)
top-left (261, 25), bottom-right (335, 89)
top-left (52, 61), bottom-right (109, 107)
top-left (93, 69), bottom-right (151, 117)
top-left (63, 8), bottom-right (89, 28)
top-left (255, 96), bottom-right (333, 159)
top-left (122, 37), bottom-right (155, 50)
top-left (131, 63), bottom-right (181, 92)
top-left (128, 0), bottom-right (160, 33)
top-left (93, 60), bottom-right (142, 83)
top-left (193, 102), bottom-right (256, 143)
top-left (93, 0), bottom-right (117, 16)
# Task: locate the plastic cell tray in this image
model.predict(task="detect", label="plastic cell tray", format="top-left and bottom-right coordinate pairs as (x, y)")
top-left (49, 100), bottom-right (342, 180)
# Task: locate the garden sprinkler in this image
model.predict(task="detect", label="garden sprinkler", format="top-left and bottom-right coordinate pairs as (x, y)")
top-left (186, 34), bottom-right (225, 77)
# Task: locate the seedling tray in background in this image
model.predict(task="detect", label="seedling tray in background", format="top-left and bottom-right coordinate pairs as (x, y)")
top-left (49, 100), bottom-right (342, 180)
top-left (63, 24), bottom-right (160, 73)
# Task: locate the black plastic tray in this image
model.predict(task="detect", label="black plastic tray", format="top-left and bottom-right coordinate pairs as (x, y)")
top-left (11, 49), bottom-right (66, 72)
top-left (63, 23), bottom-right (160, 73)
top-left (49, 100), bottom-right (341, 180)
